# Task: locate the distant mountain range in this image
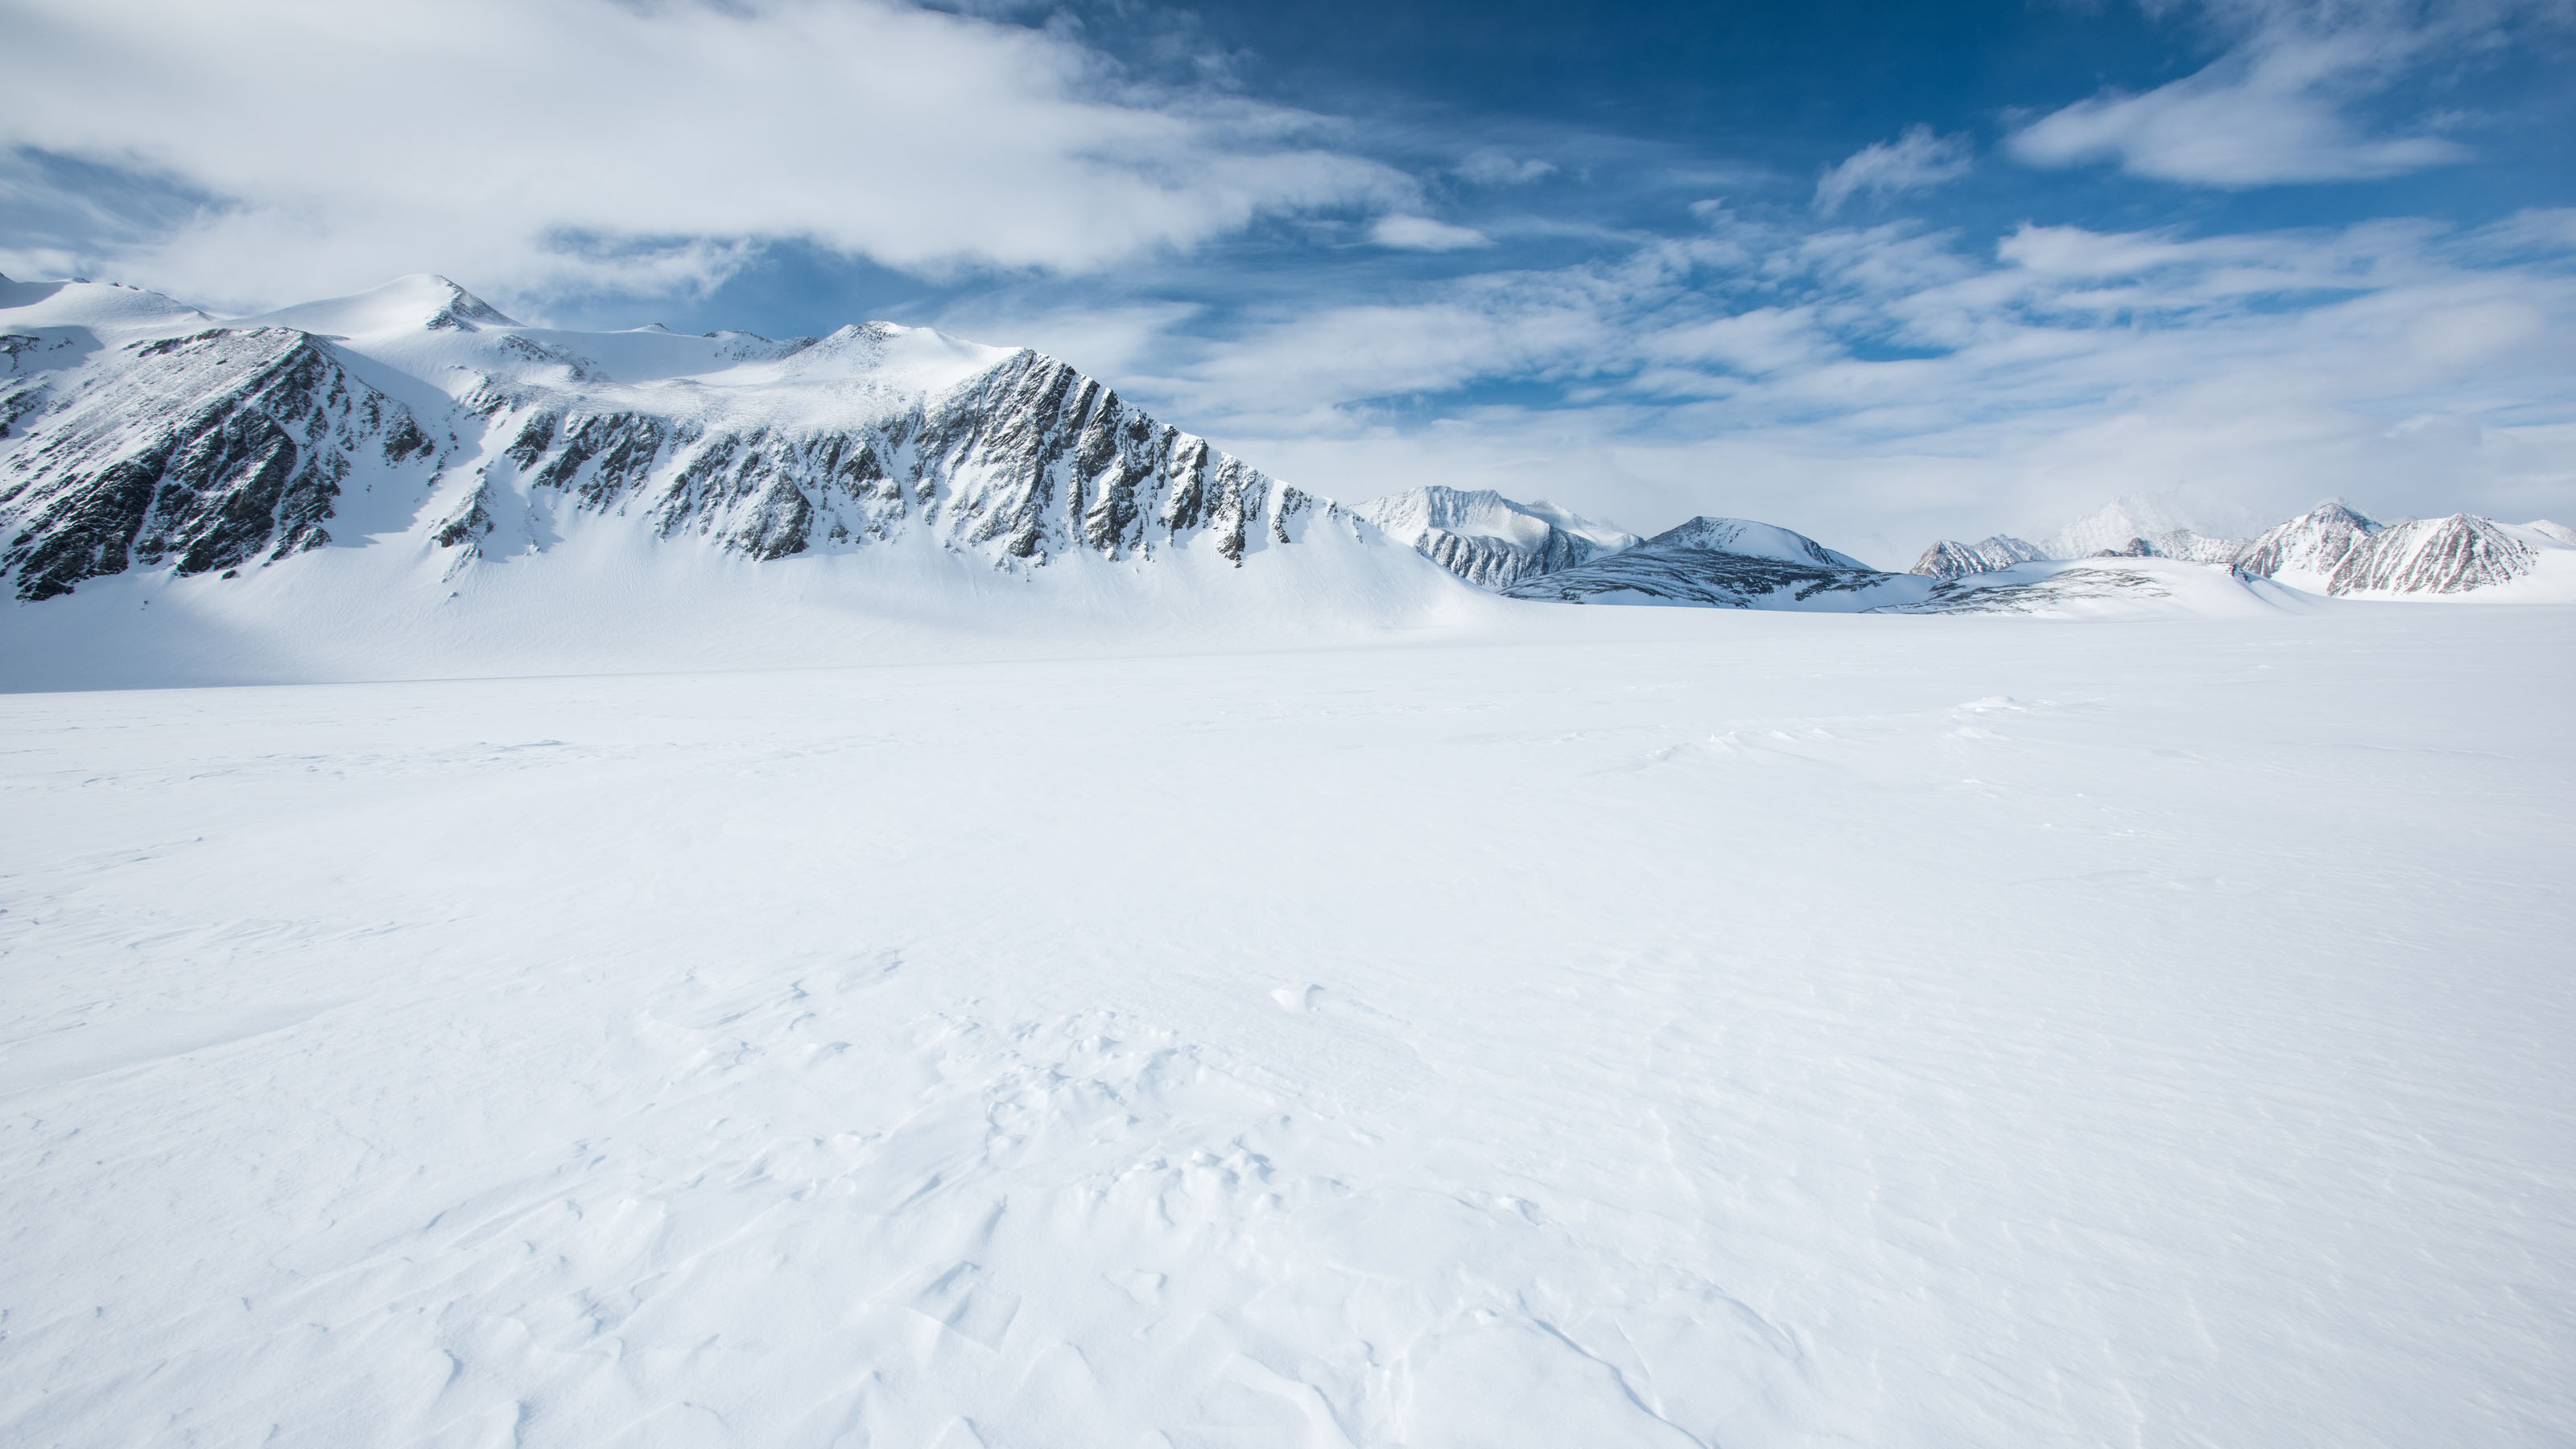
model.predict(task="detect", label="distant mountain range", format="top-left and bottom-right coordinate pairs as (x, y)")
top-left (4, 274), bottom-right (2568, 627)
top-left (1908, 500), bottom-right (2574, 596)
top-left (1367, 484), bottom-right (2570, 605)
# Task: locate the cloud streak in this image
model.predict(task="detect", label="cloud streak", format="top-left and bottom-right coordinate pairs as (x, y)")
top-left (2004, 0), bottom-right (2562, 186)
top-left (1814, 126), bottom-right (1974, 215)
top-left (1054, 208), bottom-right (2576, 555)
top-left (0, 0), bottom-right (1418, 308)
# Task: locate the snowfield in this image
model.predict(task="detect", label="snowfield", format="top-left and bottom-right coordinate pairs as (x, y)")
top-left (3, 601), bottom-right (2573, 1447)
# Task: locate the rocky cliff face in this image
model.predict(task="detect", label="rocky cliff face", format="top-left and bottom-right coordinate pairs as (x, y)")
top-left (2, 327), bottom-right (440, 600)
top-left (0, 275), bottom-right (1381, 603)
top-left (448, 345), bottom-right (1331, 572)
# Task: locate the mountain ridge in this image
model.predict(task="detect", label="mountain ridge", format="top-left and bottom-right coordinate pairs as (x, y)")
top-left (1, 274), bottom-right (1402, 605)
top-left (1913, 498), bottom-right (2569, 597)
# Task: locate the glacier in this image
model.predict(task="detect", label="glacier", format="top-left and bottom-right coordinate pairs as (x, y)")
top-left (2, 602), bottom-right (2571, 1447)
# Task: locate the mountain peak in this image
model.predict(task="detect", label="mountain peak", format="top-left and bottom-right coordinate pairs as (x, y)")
top-left (1645, 517), bottom-right (1868, 570)
top-left (2293, 498), bottom-right (2383, 532)
top-left (238, 274), bottom-right (521, 336)
top-left (1350, 485), bottom-right (1637, 589)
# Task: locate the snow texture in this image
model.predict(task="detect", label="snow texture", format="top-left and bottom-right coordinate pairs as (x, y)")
top-left (2, 602), bottom-right (2572, 1447)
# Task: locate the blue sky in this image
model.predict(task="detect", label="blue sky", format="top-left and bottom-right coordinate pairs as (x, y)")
top-left (4, 0), bottom-right (2571, 556)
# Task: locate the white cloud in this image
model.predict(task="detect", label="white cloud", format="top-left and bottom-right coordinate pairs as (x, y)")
top-left (1812, 126), bottom-right (1974, 216)
top-left (1368, 215), bottom-right (1495, 251)
top-left (0, 0), bottom-right (1416, 308)
top-left (2008, 10), bottom-right (2477, 185)
top-left (1067, 209), bottom-right (2576, 559)
top-left (1455, 151), bottom-right (1558, 186)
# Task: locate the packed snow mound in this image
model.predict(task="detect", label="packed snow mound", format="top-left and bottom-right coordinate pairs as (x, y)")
top-left (0, 274), bottom-right (213, 338)
top-left (1912, 535), bottom-right (2043, 579)
top-left (1352, 485), bottom-right (1638, 589)
top-left (0, 272), bottom-right (1447, 617)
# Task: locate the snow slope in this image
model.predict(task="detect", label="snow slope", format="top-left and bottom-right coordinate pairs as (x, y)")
top-left (1352, 486), bottom-right (1639, 590)
top-left (2, 603), bottom-right (2571, 1446)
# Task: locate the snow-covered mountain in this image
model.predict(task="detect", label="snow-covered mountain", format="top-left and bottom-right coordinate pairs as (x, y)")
top-left (1497, 515), bottom-right (1919, 609)
top-left (1350, 485), bottom-right (1638, 589)
top-left (1913, 497), bottom-right (2571, 597)
top-left (2044, 497), bottom-right (2251, 562)
top-left (1911, 534), bottom-right (2043, 580)
top-left (2238, 501), bottom-right (2565, 596)
top-left (0, 274), bottom-right (1416, 606)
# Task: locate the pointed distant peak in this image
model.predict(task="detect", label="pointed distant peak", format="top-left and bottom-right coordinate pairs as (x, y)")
top-left (766, 318), bottom-right (1020, 394)
top-left (2297, 498), bottom-right (2382, 531)
top-left (1651, 516), bottom-right (1778, 548)
top-left (235, 274), bottom-right (520, 338)
top-left (406, 275), bottom-right (518, 329)
top-left (1646, 516), bottom-right (1870, 569)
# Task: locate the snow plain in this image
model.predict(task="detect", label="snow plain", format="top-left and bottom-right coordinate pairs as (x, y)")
top-left (3, 600), bottom-right (2573, 1447)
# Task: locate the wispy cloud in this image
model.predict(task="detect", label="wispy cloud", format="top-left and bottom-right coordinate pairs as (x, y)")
top-left (1368, 215), bottom-right (1496, 251)
top-left (2004, 0), bottom-right (2557, 185)
top-left (1455, 151), bottom-right (1558, 186)
top-left (1814, 126), bottom-right (1975, 216)
top-left (0, 0), bottom-right (1419, 308)
top-left (1057, 208), bottom-right (2576, 555)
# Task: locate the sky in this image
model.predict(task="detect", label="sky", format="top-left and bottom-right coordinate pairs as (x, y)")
top-left (3, 0), bottom-right (2572, 557)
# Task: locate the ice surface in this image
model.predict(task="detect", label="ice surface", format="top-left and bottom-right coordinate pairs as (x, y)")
top-left (2, 603), bottom-right (2571, 1446)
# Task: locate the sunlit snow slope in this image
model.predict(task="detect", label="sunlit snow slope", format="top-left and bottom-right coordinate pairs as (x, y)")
top-left (3, 605), bottom-right (2571, 1447)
